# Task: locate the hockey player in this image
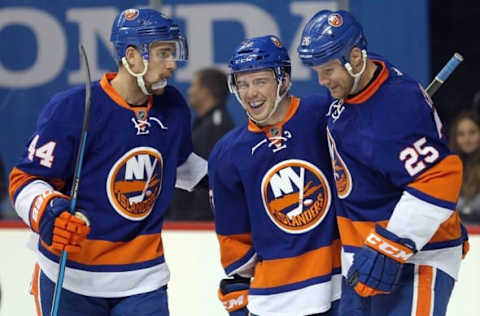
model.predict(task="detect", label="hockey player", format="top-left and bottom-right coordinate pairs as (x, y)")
top-left (297, 10), bottom-right (468, 316)
top-left (8, 8), bottom-right (206, 315)
top-left (209, 35), bottom-right (341, 316)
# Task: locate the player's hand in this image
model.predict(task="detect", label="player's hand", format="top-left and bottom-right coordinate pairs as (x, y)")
top-left (218, 275), bottom-right (250, 316)
top-left (347, 225), bottom-right (416, 297)
top-left (30, 190), bottom-right (90, 253)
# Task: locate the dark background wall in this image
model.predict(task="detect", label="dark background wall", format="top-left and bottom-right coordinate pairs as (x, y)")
top-left (429, 0), bottom-right (480, 128)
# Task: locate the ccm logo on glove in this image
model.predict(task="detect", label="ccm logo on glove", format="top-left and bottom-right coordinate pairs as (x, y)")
top-left (365, 231), bottom-right (414, 263)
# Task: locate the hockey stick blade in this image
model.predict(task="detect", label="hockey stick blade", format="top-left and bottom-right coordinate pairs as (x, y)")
top-left (50, 44), bottom-right (92, 316)
top-left (425, 52), bottom-right (463, 97)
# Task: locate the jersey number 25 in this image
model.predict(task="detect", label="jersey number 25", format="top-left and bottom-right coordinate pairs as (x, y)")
top-left (399, 137), bottom-right (439, 176)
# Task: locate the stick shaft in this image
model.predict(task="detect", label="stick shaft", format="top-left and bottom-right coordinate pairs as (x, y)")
top-left (50, 44), bottom-right (92, 316)
top-left (425, 52), bottom-right (463, 97)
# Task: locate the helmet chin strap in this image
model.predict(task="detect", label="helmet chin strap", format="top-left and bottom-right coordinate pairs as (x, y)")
top-left (121, 57), bottom-right (167, 95)
top-left (344, 49), bottom-right (368, 95)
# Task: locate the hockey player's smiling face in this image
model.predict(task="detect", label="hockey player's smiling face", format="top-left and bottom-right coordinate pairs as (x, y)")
top-left (312, 59), bottom-right (353, 99)
top-left (235, 69), bottom-right (278, 122)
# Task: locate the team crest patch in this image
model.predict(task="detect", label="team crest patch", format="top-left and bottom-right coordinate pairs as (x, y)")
top-left (107, 147), bottom-right (163, 221)
top-left (327, 128), bottom-right (352, 199)
top-left (261, 159), bottom-right (331, 234)
top-left (328, 13), bottom-right (343, 27)
top-left (124, 9), bottom-right (139, 21)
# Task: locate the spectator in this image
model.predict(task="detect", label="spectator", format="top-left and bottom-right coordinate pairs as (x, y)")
top-left (449, 111), bottom-right (480, 223)
top-left (166, 68), bottom-right (234, 221)
top-left (449, 110), bottom-right (480, 163)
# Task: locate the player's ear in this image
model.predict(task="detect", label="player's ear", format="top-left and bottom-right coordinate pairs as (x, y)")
top-left (279, 73), bottom-right (291, 94)
top-left (125, 46), bottom-right (141, 67)
top-left (349, 47), bottom-right (363, 72)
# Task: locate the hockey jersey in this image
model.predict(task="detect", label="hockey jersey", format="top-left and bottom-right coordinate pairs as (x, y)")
top-left (326, 59), bottom-right (465, 280)
top-left (209, 96), bottom-right (341, 316)
top-left (9, 73), bottom-right (207, 297)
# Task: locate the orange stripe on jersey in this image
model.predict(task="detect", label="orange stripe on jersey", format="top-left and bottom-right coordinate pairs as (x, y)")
top-left (415, 266), bottom-right (434, 316)
top-left (100, 73), bottom-right (152, 118)
top-left (217, 233), bottom-right (253, 269)
top-left (337, 216), bottom-right (388, 247)
top-left (41, 233), bottom-right (164, 266)
top-left (9, 167), bottom-right (65, 203)
top-left (251, 239), bottom-right (341, 289)
top-left (408, 155), bottom-right (462, 204)
top-left (430, 211), bottom-right (462, 243)
top-left (345, 60), bottom-right (389, 104)
top-left (31, 263), bottom-right (42, 316)
top-left (247, 96), bottom-right (300, 133)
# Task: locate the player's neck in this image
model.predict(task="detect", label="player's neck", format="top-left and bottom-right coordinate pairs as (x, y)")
top-left (259, 95), bottom-right (290, 127)
top-left (110, 68), bottom-right (149, 106)
top-left (355, 59), bottom-right (378, 93)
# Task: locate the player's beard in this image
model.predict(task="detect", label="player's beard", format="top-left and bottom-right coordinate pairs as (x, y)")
top-left (149, 79), bottom-right (167, 95)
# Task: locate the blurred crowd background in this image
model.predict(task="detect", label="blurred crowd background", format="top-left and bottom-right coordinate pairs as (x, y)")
top-left (1, 0), bottom-right (480, 224)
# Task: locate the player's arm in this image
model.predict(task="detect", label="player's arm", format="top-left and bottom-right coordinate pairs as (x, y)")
top-left (209, 142), bottom-right (254, 315)
top-left (9, 95), bottom-right (90, 253)
top-left (348, 86), bottom-right (464, 297)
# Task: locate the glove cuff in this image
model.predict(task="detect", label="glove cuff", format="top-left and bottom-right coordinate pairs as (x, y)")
top-left (218, 288), bottom-right (248, 313)
top-left (364, 225), bottom-right (416, 263)
top-left (29, 190), bottom-right (69, 233)
top-left (218, 276), bottom-right (250, 313)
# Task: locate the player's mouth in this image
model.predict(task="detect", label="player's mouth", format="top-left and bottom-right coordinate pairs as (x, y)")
top-left (248, 100), bottom-right (266, 115)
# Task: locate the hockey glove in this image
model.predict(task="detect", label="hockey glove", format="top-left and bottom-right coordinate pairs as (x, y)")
top-left (30, 190), bottom-right (90, 253)
top-left (218, 275), bottom-right (250, 316)
top-left (347, 225), bottom-right (416, 297)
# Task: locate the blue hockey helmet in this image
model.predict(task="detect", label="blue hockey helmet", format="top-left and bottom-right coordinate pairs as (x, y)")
top-left (229, 35), bottom-right (291, 85)
top-left (297, 10), bottom-right (367, 67)
top-left (110, 8), bottom-right (188, 62)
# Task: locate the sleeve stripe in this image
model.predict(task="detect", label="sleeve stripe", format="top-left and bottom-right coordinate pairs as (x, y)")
top-left (225, 248), bottom-right (256, 276)
top-left (405, 187), bottom-right (457, 210)
top-left (336, 216), bottom-right (388, 248)
top-left (9, 167), bottom-right (65, 204)
top-left (9, 167), bottom-right (40, 204)
top-left (217, 233), bottom-right (253, 268)
top-left (407, 155), bottom-right (462, 204)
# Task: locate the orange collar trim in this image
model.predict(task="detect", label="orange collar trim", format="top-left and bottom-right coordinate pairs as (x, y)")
top-left (247, 96), bottom-right (300, 134)
top-left (100, 73), bottom-right (152, 115)
top-left (345, 60), bottom-right (389, 104)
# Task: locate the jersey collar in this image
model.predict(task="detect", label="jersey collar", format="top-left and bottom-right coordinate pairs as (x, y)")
top-left (100, 73), bottom-right (153, 119)
top-left (344, 60), bottom-right (389, 104)
top-left (247, 96), bottom-right (300, 136)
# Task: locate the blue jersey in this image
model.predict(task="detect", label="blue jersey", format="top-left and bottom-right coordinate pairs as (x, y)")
top-left (9, 73), bottom-right (207, 296)
top-left (326, 59), bottom-right (464, 279)
top-left (209, 96), bottom-right (341, 315)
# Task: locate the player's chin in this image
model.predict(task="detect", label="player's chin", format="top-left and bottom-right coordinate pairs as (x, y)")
top-left (151, 87), bottom-right (165, 95)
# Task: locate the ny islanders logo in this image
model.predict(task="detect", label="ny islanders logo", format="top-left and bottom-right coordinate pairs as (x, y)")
top-left (107, 147), bottom-right (163, 220)
top-left (326, 127), bottom-right (352, 199)
top-left (261, 159), bottom-right (331, 234)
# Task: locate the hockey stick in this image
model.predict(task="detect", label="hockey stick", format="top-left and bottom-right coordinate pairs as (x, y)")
top-left (50, 44), bottom-right (92, 316)
top-left (425, 52), bottom-right (463, 97)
